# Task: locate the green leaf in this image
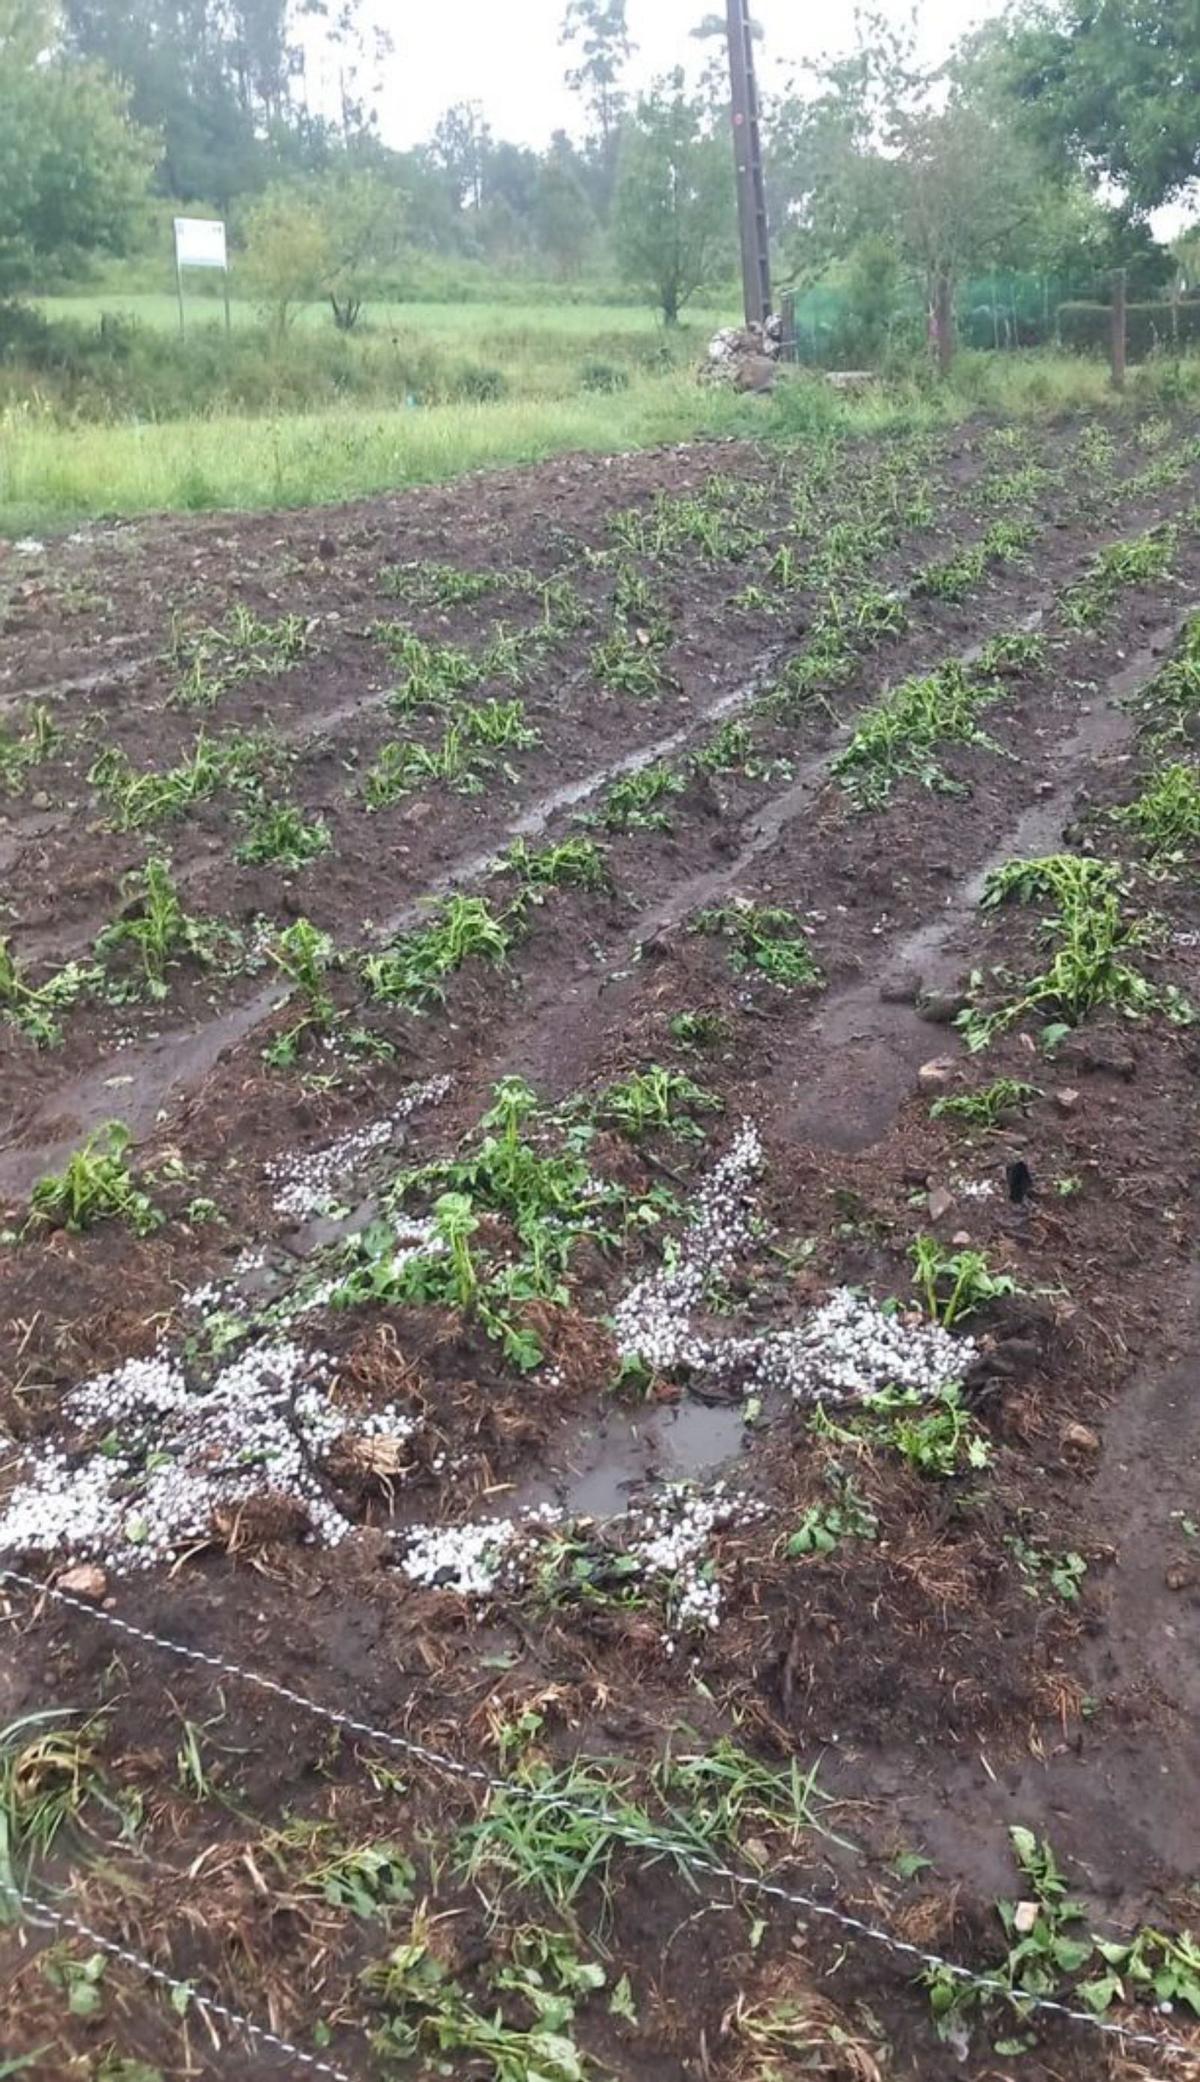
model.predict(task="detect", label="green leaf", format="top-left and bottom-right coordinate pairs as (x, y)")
top-left (609, 1973), bottom-right (639, 2024)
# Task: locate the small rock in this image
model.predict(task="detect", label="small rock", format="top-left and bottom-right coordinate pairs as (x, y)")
top-left (57, 1563), bottom-right (108, 1602)
top-left (918, 1056), bottom-right (956, 1091)
top-left (951, 1230), bottom-right (972, 1247)
top-left (1061, 1421), bottom-right (1099, 1455)
top-left (1166, 1566), bottom-right (1193, 1593)
top-left (917, 988), bottom-right (969, 1026)
top-left (1055, 1087), bottom-right (1081, 1114)
top-left (927, 1185), bottom-right (956, 1223)
top-left (1013, 1901), bottom-right (1040, 1935)
top-left (30, 789), bottom-right (51, 811)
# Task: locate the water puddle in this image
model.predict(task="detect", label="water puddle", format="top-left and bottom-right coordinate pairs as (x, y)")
top-left (507, 1393), bottom-right (749, 1521)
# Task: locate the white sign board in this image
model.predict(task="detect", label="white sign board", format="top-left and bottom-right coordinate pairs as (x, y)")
top-left (174, 217), bottom-right (227, 270)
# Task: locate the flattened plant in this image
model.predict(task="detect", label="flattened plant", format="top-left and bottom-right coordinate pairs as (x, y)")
top-left (585, 762), bottom-right (684, 834)
top-left (96, 857), bottom-right (220, 996)
top-left (694, 900), bottom-right (822, 989)
top-left (26, 1122), bottom-right (161, 1237)
top-left (364, 894), bottom-right (517, 1010)
top-left (594, 1065), bottom-right (722, 1141)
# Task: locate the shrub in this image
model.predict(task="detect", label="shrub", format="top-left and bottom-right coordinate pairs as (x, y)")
top-left (453, 364), bottom-right (509, 403)
top-left (580, 357), bottom-right (630, 393)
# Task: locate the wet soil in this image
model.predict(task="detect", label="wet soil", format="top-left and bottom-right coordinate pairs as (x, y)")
top-left (3, 415), bottom-right (1200, 2082)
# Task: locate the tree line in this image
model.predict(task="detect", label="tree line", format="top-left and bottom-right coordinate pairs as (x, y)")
top-left (2, 0), bottom-right (1199, 352)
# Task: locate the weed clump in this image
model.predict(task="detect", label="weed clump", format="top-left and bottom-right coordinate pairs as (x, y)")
top-left (27, 1121), bottom-right (161, 1236)
top-left (694, 901), bottom-right (823, 988)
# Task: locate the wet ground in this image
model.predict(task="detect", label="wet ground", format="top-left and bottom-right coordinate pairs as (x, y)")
top-left (2, 415), bottom-right (1200, 2081)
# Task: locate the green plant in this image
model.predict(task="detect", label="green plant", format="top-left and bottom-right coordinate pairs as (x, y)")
top-left (786, 1469), bottom-right (879, 1555)
top-left (365, 1907), bottom-right (599, 2079)
top-left (586, 762), bottom-right (684, 833)
top-left (304, 1841), bottom-right (416, 1919)
top-left (1114, 761), bottom-right (1200, 861)
top-left (961, 852), bottom-right (1191, 1048)
top-left (89, 727), bottom-right (280, 830)
top-left (26, 1122), bottom-right (161, 1236)
top-left (375, 627), bottom-right (487, 713)
top-left (1009, 1539), bottom-right (1088, 1603)
top-left (911, 1236), bottom-right (1018, 1327)
top-left (0, 1713), bottom-right (107, 1909)
top-left (815, 1382), bottom-right (992, 1478)
top-left (364, 895), bottom-right (517, 1010)
top-left (591, 627), bottom-right (669, 698)
top-left (976, 630), bottom-right (1047, 676)
top-left (1062, 525), bottom-right (1177, 628)
top-left (668, 1008), bottom-right (729, 1050)
top-left (235, 798), bottom-right (330, 869)
top-left (96, 857), bottom-right (219, 996)
top-left (594, 1065), bottom-right (721, 1141)
top-left (694, 901), bottom-right (823, 988)
top-left (266, 917), bottom-right (337, 1030)
top-left (0, 937), bottom-right (95, 1048)
top-left (1078, 1927), bottom-right (1200, 2019)
top-left (832, 659), bottom-right (1001, 807)
top-left (168, 603), bottom-right (310, 708)
top-left (0, 703), bottom-right (61, 793)
top-left (930, 1078), bottom-right (1039, 1127)
top-left (496, 837), bottom-right (611, 894)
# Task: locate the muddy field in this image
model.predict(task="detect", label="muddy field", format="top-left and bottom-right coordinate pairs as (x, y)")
top-left (2, 413), bottom-right (1200, 2082)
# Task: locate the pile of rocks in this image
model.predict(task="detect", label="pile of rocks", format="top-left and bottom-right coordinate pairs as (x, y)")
top-left (704, 316), bottom-right (783, 393)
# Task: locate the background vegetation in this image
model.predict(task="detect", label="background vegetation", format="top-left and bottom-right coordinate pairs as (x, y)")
top-left (4, 0), bottom-right (1200, 533)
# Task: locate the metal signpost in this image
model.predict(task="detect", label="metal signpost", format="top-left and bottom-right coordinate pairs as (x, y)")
top-left (725, 0), bottom-right (772, 327)
top-left (173, 217), bottom-right (232, 335)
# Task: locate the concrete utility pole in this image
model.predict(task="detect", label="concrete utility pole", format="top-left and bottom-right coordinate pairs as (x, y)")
top-left (725, 0), bottom-right (772, 326)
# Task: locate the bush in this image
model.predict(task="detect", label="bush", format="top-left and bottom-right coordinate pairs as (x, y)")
top-left (452, 363), bottom-right (509, 402)
top-left (580, 356), bottom-right (630, 393)
top-left (0, 300), bottom-right (52, 364)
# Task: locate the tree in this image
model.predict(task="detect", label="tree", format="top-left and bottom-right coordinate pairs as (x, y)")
top-left (771, 16), bottom-right (1061, 372)
top-left (560, 1), bottom-right (634, 155)
top-left (613, 74), bottom-right (731, 323)
top-left (533, 162), bottom-right (595, 278)
top-left (0, 18), bottom-right (157, 291)
top-left (431, 102), bottom-right (491, 214)
top-left (314, 166), bottom-right (405, 329)
top-left (1005, 1), bottom-right (1200, 216)
top-left (242, 183), bottom-right (329, 336)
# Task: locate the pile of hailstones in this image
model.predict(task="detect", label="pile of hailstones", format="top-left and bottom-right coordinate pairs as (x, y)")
top-left (0, 1341), bottom-right (416, 1571)
top-left (0, 1119), bottom-right (975, 1624)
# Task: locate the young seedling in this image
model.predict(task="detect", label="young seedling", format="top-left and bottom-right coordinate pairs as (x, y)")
top-left (496, 836), bottom-right (612, 893)
top-left (90, 727), bottom-right (280, 830)
top-left (235, 798), bottom-right (331, 870)
top-left (586, 762), bottom-right (684, 834)
top-left (930, 1078), bottom-right (1040, 1128)
top-left (911, 1235), bottom-right (1017, 1327)
top-left (168, 604), bottom-right (311, 708)
top-left (669, 1008), bottom-right (729, 1051)
top-left (832, 659), bottom-right (1001, 808)
top-left (0, 703), bottom-right (61, 793)
top-left (594, 1065), bottom-right (722, 1141)
top-left (694, 901), bottom-right (823, 988)
top-left (961, 852), bottom-right (1192, 1047)
top-left (1062, 525), bottom-right (1177, 628)
top-left (1114, 761), bottom-right (1200, 862)
top-left (1009, 1538), bottom-right (1088, 1603)
top-left (262, 918), bottom-right (338, 1064)
top-left (26, 1122), bottom-right (161, 1237)
top-left (0, 937), bottom-right (95, 1048)
top-left (96, 857), bottom-right (219, 996)
top-left (363, 894), bottom-right (517, 1010)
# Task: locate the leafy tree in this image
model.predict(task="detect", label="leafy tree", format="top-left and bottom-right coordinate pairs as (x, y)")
top-left (614, 73), bottom-right (731, 324)
top-left (1005, 0), bottom-right (1200, 215)
top-left (560, 0), bottom-right (634, 154)
top-left (0, 15), bottom-right (157, 290)
top-left (242, 182), bottom-right (328, 335)
top-left (314, 166), bottom-right (406, 329)
top-left (534, 162), bottom-right (595, 277)
top-left (431, 101), bottom-right (492, 214)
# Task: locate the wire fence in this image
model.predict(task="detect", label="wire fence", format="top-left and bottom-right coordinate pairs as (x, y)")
top-left (3, 1563), bottom-right (1198, 2075)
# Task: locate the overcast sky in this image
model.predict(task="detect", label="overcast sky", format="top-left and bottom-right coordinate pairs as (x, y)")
top-left (319, 1), bottom-right (1001, 150)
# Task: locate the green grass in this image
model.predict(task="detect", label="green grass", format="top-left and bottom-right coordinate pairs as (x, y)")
top-left (1, 352), bottom-right (1176, 539)
top-left (35, 291), bottom-right (734, 342)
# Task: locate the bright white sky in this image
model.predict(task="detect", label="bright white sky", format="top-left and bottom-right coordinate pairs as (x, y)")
top-left (321, 0), bottom-right (1001, 150)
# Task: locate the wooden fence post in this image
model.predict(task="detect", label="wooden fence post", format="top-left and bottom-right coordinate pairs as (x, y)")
top-left (1111, 268), bottom-right (1127, 391)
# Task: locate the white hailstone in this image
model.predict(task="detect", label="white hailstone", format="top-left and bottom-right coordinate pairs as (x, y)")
top-left (957, 1178), bottom-right (997, 1201)
top-left (267, 1075), bottom-right (452, 1220)
top-left (612, 1121), bottom-right (763, 1373)
top-left (747, 1288), bottom-right (977, 1404)
top-left (623, 1481), bottom-right (767, 1648)
top-left (398, 1504), bottom-right (557, 1597)
top-left (0, 1339), bottom-right (419, 1573)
